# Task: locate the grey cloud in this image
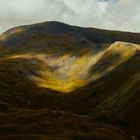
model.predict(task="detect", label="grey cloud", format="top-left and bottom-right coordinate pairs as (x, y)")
top-left (63, 0), bottom-right (140, 32)
top-left (0, 0), bottom-right (75, 33)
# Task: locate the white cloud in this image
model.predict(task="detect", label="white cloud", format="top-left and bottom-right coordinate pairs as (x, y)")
top-left (0, 0), bottom-right (140, 33)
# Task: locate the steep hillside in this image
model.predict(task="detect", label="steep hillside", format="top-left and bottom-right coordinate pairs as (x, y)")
top-left (0, 21), bottom-right (140, 140)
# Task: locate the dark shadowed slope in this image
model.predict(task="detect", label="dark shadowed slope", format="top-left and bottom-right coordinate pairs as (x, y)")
top-left (0, 21), bottom-right (140, 140)
top-left (0, 21), bottom-right (140, 48)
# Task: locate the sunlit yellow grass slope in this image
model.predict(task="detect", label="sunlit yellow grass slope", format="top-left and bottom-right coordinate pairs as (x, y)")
top-left (3, 41), bottom-right (139, 93)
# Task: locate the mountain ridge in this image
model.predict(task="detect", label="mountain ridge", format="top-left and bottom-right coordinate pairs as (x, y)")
top-left (1, 21), bottom-right (140, 48)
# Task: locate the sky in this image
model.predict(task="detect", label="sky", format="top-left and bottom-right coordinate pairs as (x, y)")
top-left (0, 0), bottom-right (140, 33)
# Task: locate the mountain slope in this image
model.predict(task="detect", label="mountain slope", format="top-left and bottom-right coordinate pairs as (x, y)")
top-left (1, 21), bottom-right (140, 48)
top-left (1, 41), bottom-right (139, 93)
top-left (0, 21), bottom-right (140, 139)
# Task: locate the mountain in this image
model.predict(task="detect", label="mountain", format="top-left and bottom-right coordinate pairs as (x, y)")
top-left (0, 21), bottom-right (140, 140)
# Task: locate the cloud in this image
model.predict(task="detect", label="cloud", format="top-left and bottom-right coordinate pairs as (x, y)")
top-left (0, 0), bottom-right (75, 33)
top-left (103, 0), bottom-right (140, 31)
top-left (63, 0), bottom-right (140, 32)
top-left (0, 0), bottom-right (140, 33)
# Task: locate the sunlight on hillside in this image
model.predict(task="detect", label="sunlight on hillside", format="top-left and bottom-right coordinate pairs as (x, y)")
top-left (28, 75), bottom-right (87, 93)
top-left (7, 54), bottom-right (32, 59)
top-left (4, 41), bottom-right (140, 93)
top-left (108, 41), bottom-right (140, 63)
top-left (0, 28), bottom-right (24, 41)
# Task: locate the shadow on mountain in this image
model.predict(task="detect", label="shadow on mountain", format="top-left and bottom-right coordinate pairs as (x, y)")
top-left (0, 21), bottom-right (140, 49)
top-left (0, 21), bottom-right (140, 140)
top-left (53, 51), bottom-right (140, 139)
top-left (89, 51), bottom-right (121, 74)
